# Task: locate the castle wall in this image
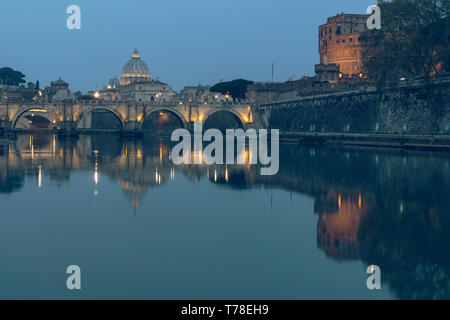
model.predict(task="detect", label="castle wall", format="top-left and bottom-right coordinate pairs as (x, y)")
top-left (264, 75), bottom-right (450, 136)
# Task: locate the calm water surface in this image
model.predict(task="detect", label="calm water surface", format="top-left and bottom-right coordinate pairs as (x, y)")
top-left (1, 134), bottom-right (450, 299)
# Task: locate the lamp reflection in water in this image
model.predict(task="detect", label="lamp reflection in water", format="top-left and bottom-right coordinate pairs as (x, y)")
top-left (30, 135), bottom-right (34, 160)
top-left (225, 167), bottom-right (229, 183)
top-left (94, 150), bottom-right (99, 196)
top-left (358, 193), bottom-right (362, 209)
top-left (38, 166), bottom-right (42, 188)
top-left (155, 169), bottom-right (161, 185)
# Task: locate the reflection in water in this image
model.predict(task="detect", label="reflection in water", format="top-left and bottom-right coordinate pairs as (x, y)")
top-left (1, 134), bottom-right (254, 212)
top-left (1, 134), bottom-right (450, 299)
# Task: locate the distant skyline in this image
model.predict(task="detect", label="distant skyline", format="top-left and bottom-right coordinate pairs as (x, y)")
top-left (1, 0), bottom-right (373, 92)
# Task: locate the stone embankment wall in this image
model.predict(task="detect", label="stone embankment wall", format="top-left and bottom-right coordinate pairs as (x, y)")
top-left (264, 74), bottom-right (450, 136)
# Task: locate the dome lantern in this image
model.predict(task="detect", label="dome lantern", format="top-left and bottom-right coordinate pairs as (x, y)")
top-left (132, 47), bottom-right (140, 59)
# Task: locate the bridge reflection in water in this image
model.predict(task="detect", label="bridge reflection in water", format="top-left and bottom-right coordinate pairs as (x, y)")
top-left (0, 134), bottom-right (257, 209)
top-left (1, 134), bottom-right (450, 299)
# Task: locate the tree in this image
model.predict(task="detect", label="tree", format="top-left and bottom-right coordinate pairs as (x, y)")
top-left (362, 0), bottom-right (450, 87)
top-left (0, 67), bottom-right (26, 86)
top-left (210, 79), bottom-right (254, 100)
top-left (35, 80), bottom-right (40, 91)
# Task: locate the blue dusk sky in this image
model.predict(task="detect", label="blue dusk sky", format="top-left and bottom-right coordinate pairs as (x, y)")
top-left (0, 0), bottom-right (374, 92)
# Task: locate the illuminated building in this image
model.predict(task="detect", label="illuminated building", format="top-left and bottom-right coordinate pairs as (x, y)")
top-left (318, 13), bottom-right (370, 76)
top-left (101, 48), bottom-right (174, 103)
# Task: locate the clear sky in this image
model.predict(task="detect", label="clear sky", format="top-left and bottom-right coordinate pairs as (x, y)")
top-left (0, 0), bottom-right (374, 92)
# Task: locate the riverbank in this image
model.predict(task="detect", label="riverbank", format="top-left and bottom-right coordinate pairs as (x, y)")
top-left (280, 132), bottom-right (450, 152)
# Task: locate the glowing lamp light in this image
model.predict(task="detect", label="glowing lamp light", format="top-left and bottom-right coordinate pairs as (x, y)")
top-left (94, 91), bottom-right (100, 99)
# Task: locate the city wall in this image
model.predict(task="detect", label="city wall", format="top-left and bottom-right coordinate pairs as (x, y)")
top-left (257, 74), bottom-right (450, 149)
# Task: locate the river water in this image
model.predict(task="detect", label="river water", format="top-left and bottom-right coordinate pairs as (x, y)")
top-left (1, 133), bottom-right (450, 299)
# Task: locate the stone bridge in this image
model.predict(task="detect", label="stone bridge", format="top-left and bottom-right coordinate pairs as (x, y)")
top-left (0, 101), bottom-right (267, 134)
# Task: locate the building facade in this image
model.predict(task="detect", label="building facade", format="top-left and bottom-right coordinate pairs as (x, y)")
top-left (178, 85), bottom-right (230, 104)
top-left (99, 48), bottom-right (174, 103)
top-left (120, 80), bottom-right (173, 103)
top-left (44, 77), bottom-right (74, 102)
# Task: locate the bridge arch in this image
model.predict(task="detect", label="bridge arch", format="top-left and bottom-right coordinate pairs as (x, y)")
top-left (76, 107), bottom-right (125, 131)
top-left (140, 108), bottom-right (187, 131)
top-left (12, 107), bottom-right (59, 130)
top-left (202, 109), bottom-right (246, 131)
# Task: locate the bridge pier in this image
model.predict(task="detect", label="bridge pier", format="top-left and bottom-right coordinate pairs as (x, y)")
top-left (0, 120), bottom-right (16, 139)
top-left (57, 121), bottom-right (79, 138)
top-left (0, 120), bottom-right (11, 131)
top-left (185, 122), bottom-right (195, 133)
top-left (122, 120), bottom-right (143, 137)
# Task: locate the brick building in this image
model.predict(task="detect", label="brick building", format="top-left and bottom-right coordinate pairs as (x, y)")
top-left (319, 13), bottom-right (369, 76)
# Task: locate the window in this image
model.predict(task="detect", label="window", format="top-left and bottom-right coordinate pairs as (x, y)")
top-left (349, 38), bottom-right (353, 42)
